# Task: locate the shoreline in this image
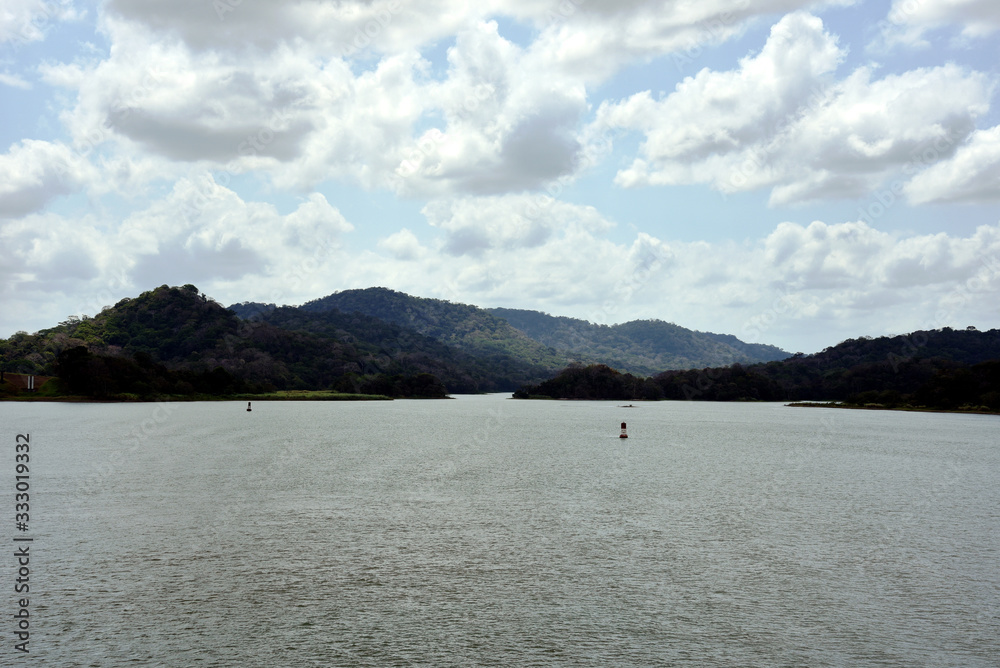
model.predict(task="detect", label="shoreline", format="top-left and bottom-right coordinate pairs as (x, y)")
top-left (0, 391), bottom-right (396, 403)
top-left (786, 402), bottom-right (1000, 416)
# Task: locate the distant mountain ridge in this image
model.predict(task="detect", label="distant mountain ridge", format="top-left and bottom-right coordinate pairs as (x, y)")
top-left (292, 287), bottom-right (789, 373)
top-left (298, 288), bottom-right (574, 370)
top-left (0, 286), bottom-right (522, 394)
top-left (2, 284), bottom-right (791, 396)
top-left (489, 307), bottom-right (789, 376)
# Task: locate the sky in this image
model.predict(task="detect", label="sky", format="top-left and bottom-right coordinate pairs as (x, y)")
top-left (1, 0), bottom-right (999, 355)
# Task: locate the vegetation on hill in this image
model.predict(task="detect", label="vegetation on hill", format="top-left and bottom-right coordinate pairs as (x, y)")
top-left (748, 328), bottom-right (1000, 403)
top-left (11, 284), bottom-right (991, 409)
top-left (489, 307), bottom-right (789, 374)
top-left (512, 364), bottom-right (664, 400)
top-left (248, 306), bottom-right (554, 392)
top-left (300, 288), bottom-right (575, 370)
top-left (52, 346), bottom-right (262, 398)
top-left (515, 328), bottom-right (1000, 412)
top-left (0, 285), bottom-right (450, 399)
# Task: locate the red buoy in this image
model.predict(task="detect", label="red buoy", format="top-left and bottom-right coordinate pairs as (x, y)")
top-left (620, 421), bottom-right (628, 439)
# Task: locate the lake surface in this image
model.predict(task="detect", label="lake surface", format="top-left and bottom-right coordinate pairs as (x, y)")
top-left (2, 396), bottom-right (998, 666)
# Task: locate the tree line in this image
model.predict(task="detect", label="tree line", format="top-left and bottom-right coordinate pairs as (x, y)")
top-left (514, 329), bottom-right (1000, 412)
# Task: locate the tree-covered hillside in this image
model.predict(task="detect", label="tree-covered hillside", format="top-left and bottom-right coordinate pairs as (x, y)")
top-left (299, 288), bottom-right (576, 371)
top-left (515, 328), bottom-right (1000, 411)
top-left (251, 306), bottom-right (557, 392)
top-left (489, 307), bottom-right (789, 374)
top-left (0, 285), bottom-right (465, 397)
top-left (746, 328), bottom-right (1000, 402)
top-left (1, 284), bottom-right (238, 375)
top-left (24, 284), bottom-right (987, 407)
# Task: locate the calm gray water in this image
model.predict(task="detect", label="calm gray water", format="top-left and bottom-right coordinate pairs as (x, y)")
top-left (2, 396), bottom-right (998, 666)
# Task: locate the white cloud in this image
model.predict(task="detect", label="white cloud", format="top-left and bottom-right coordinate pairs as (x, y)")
top-left (3, 190), bottom-right (998, 355)
top-left (117, 178), bottom-right (353, 289)
top-left (408, 197), bottom-right (672, 315)
top-left (392, 21), bottom-right (588, 196)
top-left (4, 0), bottom-right (998, 355)
top-left (0, 177), bottom-right (355, 327)
top-left (31, 3), bottom-right (877, 204)
top-left (423, 194), bottom-right (614, 257)
top-left (98, 0), bottom-right (857, 72)
top-left (40, 36), bottom-right (327, 169)
top-left (0, 212), bottom-right (106, 284)
top-left (595, 13), bottom-right (992, 204)
top-left (373, 213), bottom-right (1000, 351)
top-left (521, 0), bottom-right (859, 83)
top-left (102, 0), bottom-right (477, 57)
top-left (46, 14), bottom-right (591, 197)
top-left (0, 211), bottom-right (120, 337)
top-left (763, 220), bottom-right (996, 289)
top-left (279, 49), bottom-right (434, 191)
top-left (749, 220), bottom-right (1000, 345)
top-left (41, 2), bottom-right (868, 202)
top-left (378, 229), bottom-right (425, 261)
top-left (904, 126), bottom-right (1000, 203)
top-left (877, 0), bottom-right (1000, 49)
top-left (0, 72), bottom-right (31, 89)
top-left (0, 140), bottom-right (96, 218)
top-left (0, 0), bottom-right (81, 46)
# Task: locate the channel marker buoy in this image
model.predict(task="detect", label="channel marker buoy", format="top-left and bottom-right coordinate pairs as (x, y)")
top-left (247, 401), bottom-right (252, 412)
top-left (620, 421), bottom-right (628, 439)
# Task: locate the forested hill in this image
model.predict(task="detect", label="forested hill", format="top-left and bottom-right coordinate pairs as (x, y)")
top-left (299, 288), bottom-right (576, 370)
top-left (489, 307), bottom-right (789, 375)
top-left (1, 284), bottom-right (796, 399)
top-left (0, 285), bottom-right (551, 396)
top-left (297, 288), bottom-right (788, 373)
top-left (6, 284), bottom-right (996, 407)
top-left (250, 305), bottom-right (558, 392)
top-left (739, 327), bottom-right (1000, 402)
top-left (515, 328), bottom-right (1000, 411)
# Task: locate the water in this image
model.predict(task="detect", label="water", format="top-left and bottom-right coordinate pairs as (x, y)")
top-left (2, 397), bottom-right (998, 666)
